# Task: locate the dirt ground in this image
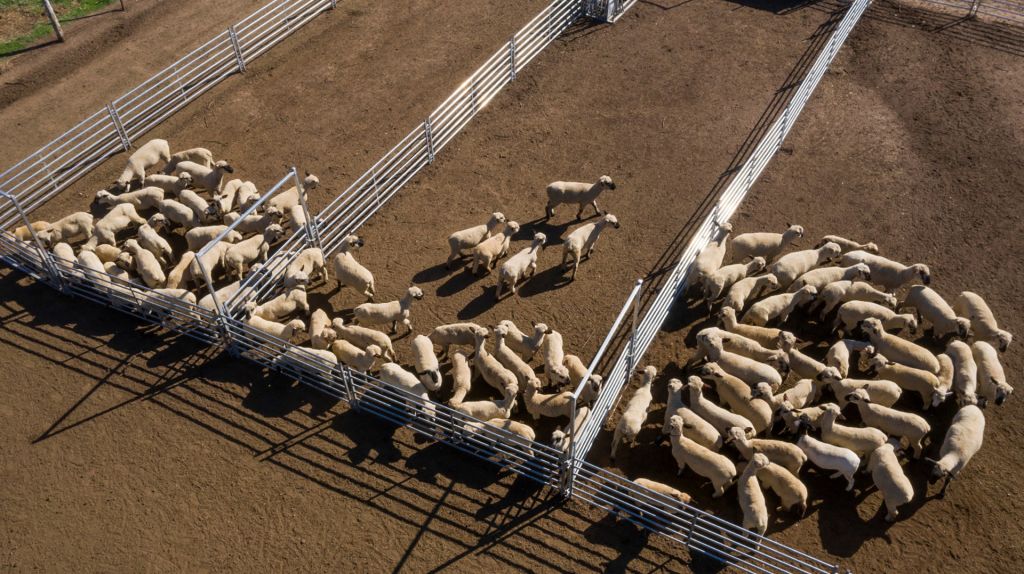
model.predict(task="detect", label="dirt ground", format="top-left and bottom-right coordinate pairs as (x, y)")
top-left (2, 1), bottom-right (1023, 573)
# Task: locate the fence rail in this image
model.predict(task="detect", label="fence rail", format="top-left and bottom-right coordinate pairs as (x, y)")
top-left (912, 0), bottom-right (1024, 23)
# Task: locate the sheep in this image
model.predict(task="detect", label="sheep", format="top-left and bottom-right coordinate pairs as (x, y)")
top-left (656, 379), bottom-right (722, 450)
top-left (668, 415), bottom-right (737, 498)
top-left (95, 187), bottom-right (165, 212)
top-left (332, 317), bottom-right (396, 361)
top-left (428, 322), bottom-right (484, 357)
top-left (197, 267), bottom-right (260, 312)
top-left (561, 214), bottom-right (620, 280)
top-left (497, 232), bottom-right (545, 297)
top-left (233, 181), bottom-right (261, 211)
top-left (158, 198), bottom-right (198, 229)
top-left (276, 346), bottom-right (339, 373)
top-left (609, 366), bottom-right (656, 461)
top-left (861, 351), bottom-right (946, 410)
top-left (76, 248), bottom-right (106, 275)
top-left (730, 224), bottom-right (805, 262)
top-left (496, 320), bottom-right (548, 361)
top-left (541, 329), bottom-right (571, 387)
top-left (779, 401), bottom-right (828, 434)
top-left (633, 478), bottom-right (692, 505)
top-left (722, 274), bottom-right (780, 313)
top-left (214, 179), bottom-right (244, 213)
top-left (329, 340), bottom-right (381, 373)
top-left (223, 224), bottom-right (286, 280)
top-left (523, 378), bottom-right (574, 420)
top-left (247, 315), bottom-right (305, 343)
top-left (223, 207), bottom-right (284, 235)
top-left (700, 364), bottom-right (772, 434)
top-left (743, 285), bottom-right (817, 327)
top-left (471, 327), bottom-right (519, 396)
top-left (121, 239), bottom-right (165, 288)
top-left (164, 251), bottom-right (197, 290)
top-left (352, 286), bottom-right (424, 334)
top-left (552, 406), bottom-right (590, 452)
top-left (470, 221), bottom-right (520, 275)
top-left (38, 212), bottom-right (93, 246)
top-left (973, 341), bottom-right (1012, 407)
top-left (901, 285), bottom-right (970, 340)
top-left (173, 160), bottom-right (234, 193)
top-left (777, 332), bottom-right (827, 380)
top-left (840, 251), bottom-right (930, 290)
top-left (699, 331), bottom-right (783, 389)
top-left (846, 388), bottom-right (931, 459)
top-left (544, 175), bottom-right (616, 220)
top-left (85, 203), bottom-right (147, 247)
top-left (564, 354), bottom-right (602, 404)
top-left (284, 204), bottom-right (308, 231)
top-left (185, 225), bottom-right (243, 252)
top-left (789, 262), bottom-right (871, 293)
top-left (954, 291), bottom-right (1012, 352)
top-left (719, 307), bottom-right (782, 349)
top-left (864, 442), bottom-right (915, 523)
top-left (702, 257), bottom-right (766, 308)
top-left (492, 324), bottom-right (538, 388)
top-left (737, 456), bottom-right (769, 536)
top-left (284, 247), bottom-right (328, 286)
top-left (936, 352), bottom-right (954, 399)
top-left (378, 362), bottom-right (435, 421)
top-left (448, 351), bottom-right (473, 405)
top-left (13, 221), bottom-right (52, 242)
top-left (307, 308), bottom-right (336, 350)
top-left (833, 300), bottom-right (918, 337)
top-left (84, 243), bottom-right (122, 264)
top-left (817, 234), bottom-right (879, 254)
top-left (112, 138), bottom-right (170, 191)
top-left (163, 147), bottom-right (214, 174)
top-left (181, 187), bottom-right (223, 224)
top-left (694, 327), bottom-right (786, 366)
top-left (268, 173), bottom-right (319, 212)
top-left (816, 367), bottom-right (902, 408)
top-left (818, 403), bottom-right (887, 457)
top-left (767, 242), bottom-right (841, 288)
top-left (142, 173), bottom-right (189, 193)
top-left (750, 455), bottom-right (808, 516)
top-left (463, 418), bottom-right (536, 460)
top-left (331, 234), bottom-right (375, 300)
top-left (723, 427), bottom-right (806, 475)
top-left (688, 222), bottom-right (733, 289)
top-left (452, 387), bottom-right (518, 421)
top-left (946, 340), bottom-right (979, 406)
top-left (816, 280), bottom-right (898, 318)
top-left (136, 214), bottom-right (174, 266)
top-left (446, 212), bottom-right (506, 267)
top-left (795, 421), bottom-right (860, 491)
top-left (751, 380), bottom-right (822, 413)
top-left (685, 376), bottom-right (754, 436)
top-left (249, 286), bottom-right (308, 321)
top-left (927, 405), bottom-right (985, 495)
top-left (411, 335), bottom-right (442, 391)
top-left (861, 317), bottom-right (940, 374)
top-left (51, 242), bottom-right (80, 278)
top-left (188, 241), bottom-right (234, 288)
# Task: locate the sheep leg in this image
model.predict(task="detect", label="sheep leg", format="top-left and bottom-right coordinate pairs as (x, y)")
top-left (390, 320), bottom-right (398, 334)
top-left (403, 319), bottom-right (413, 335)
top-left (545, 202), bottom-right (556, 219)
top-left (571, 252), bottom-right (580, 281)
top-left (495, 279), bottom-right (504, 300)
top-left (591, 200), bottom-right (603, 217)
top-left (575, 203), bottom-right (585, 220)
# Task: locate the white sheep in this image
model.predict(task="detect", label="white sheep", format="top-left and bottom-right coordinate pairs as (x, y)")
top-left (861, 317), bottom-right (940, 374)
top-left (470, 221), bottom-right (520, 275)
top-left (719, 307), bottom-right (783, 349)
top-left (564, 354), bottom-right (602, 404)
top-left (523, 378), bottom-right (574, 420)
top-left (723, 427), bottom-right (806, 475)
top-left (927, 405), bottom-right (985, 494)
top-left (541, 329), bottom-right (571, 387)
top-left (867, 443), bottom-right (915, 522)
top-left (751, 380), bottom-right (821, 412)
top-left (188, 241), bottom-right (234, 288)
top-left (699, 331), bottom-right (783, 389)
top-left (175, 187), bottom-right (218, 224)
top-left (779, 401), bottom-right (828, 434)
top-left (946, 340), bottom-right (978, 406)
top-left (751, 455), bottom-right (808, 516)
top-left (818, 403), bottom-right (887, 457)
top-left (496, 320), bottom-right (548, 361)
top-left (95, 186), bottom-right (165, 211)
top-left (833, 300), bottom-right (917, 337)
top-left (825, 339), bottom-right (872, 378)
top-left (657, 379), bottom-right (719, 448)
top-left (452, 387), bottom-right (518, 421)
top-left (861, 351), bottom-right (947, 410)
top-left (788, 262), bottom-right (871, 293)
top-left (721, 274), bottom-right (780, 312)
top-left (840, 251), bottom-right (930, 290)
top-left (51, 242), bottom-right (79, 278)
top-left (492, 324), bottom-right (538, 388)
top-left (768, 242), bottom-right (841, 288)
top-left (112, 138), bottom-right (170, 191)
top-left (143, 173), bottom-right (189, 193)
top-left (332, 318), bottom-right (396, 362)
top-left (730, 224), bottom-right (805, 262)
top-left (247, 315), bottom-right (305, 343)
top-left (284, 204), bottom-right (308, 231)
top-left (38, 212), bottom-right (94, 246)
top-left (694, 327), bottom-right (785, 366)
top-left (668, 415), bottom-right (737, 498)
top-left (136, 214), bottom-right (174, 266)
top-left (700, 364), bottom-right (772, 434)
top-left (632, 478), bottom-right (692, 505)
top-left (329, 340), bottom-right (381, 373)
top-left (268, 173), bottom-right (319, 213)
top-left (158, 198), bottom-right (198, 229)
top-left (87, 203), bottom-right (147, 247)
top-left (331, 235), bottom-right (375, 300)
top-left (470, 327), bottom-right (519, 396)
top-left (275, 346), bottom-right (338, 375)
top-left (776, 331), bottom-right (827, 380)
top-left (464, 418), bottom-right (536, 460)
top-left (223, 207), bottom-right (284, 234)
top-left (448, 350), bottom-right (473, 405)
top-left (901, 285), bottom-right (971, 340)
top-left (973, 341), bottom-right (1012, 407)
top-left (702, 257), bottom-right (766, 307)
top-left (737, 456), bottom-right (769, 536)
top-left (688, 222), bottom-right (733, 288)
top-left (284, 247), bottom-right (328, 285)
top-left (936, 352), bottom-right (954, 400)
top-left (795, 422), bottom-right (860, 491)
top-left (13, 221), bottom-right (50, 241)
top-left (122, 239), bottom-right (165, 288)
top-left (446, 212), bottom-right (506, 268)
top-left (233, 181), bottom-right (261, 211)
top-left (846, 388), bottom-right (931, 459)
top-left (497, 232), bottom-right (545, 297)
top-left (411, 335), bottom-right (442, 391)
top-left (173, 160), bottom-right (234, 193)
top-left (307, 308), bottom-right (337, 350)
top-left (85, 243), bottom-right (122, 264)
top-left (214, 179), bottom-right (244, 213)
top-left (164, 251), bottom-right (197, 289)
top-left (817, 234), bottom-right (879, 254)
top-left (163, 147), bottom-right (214, 174)
top-left (544, 175), bottom-right (616, 220)
top-left (561, 214), bottom-right (620, 280)
top-left (378, 362), bottom-right (435, 421)
top-left (954, 291), bottom-right (1012, 352)
top-left (742, 285), bottom-right (817, 326)
top-left (428, 322), bottom-right (484, 357)
top-left (816, 280), bottom-right (897, 318)
top-left (352, 286), bottom-right (424, 334)
top-left (685, 376), bottom-right (754, 435)
top-left (185, 225), bottom-right (243, 252)
top-left (552, 406), bottom-right (590, 453)
top-left (223, 224), bottom-right (286, 280)
top-left (610, 366), bottom-right (656, 461)
top-left (816, 366), bottom-right (902, 407)
top-left (249, 286), bottom-right (308, 321)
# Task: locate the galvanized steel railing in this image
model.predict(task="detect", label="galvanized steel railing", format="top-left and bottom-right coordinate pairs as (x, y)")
top-left (914, 0), bottom-right (1024, 23)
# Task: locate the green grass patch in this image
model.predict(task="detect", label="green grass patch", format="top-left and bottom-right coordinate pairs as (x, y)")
top-left (1, 0), bottom-right (118, 57)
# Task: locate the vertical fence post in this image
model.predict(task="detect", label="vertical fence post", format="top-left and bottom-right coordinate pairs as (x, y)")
top-left (969, 0), bottom-right (981, 18)
top-left (626, 278), bottom-right (643, 374)
top-left (341, 366), bottom-right (358, 408)
top-left (423, 117), bottom-right (435, 164)
top-left (43, 0), bottom-right (65, 43)
top-left (106, 104), bottom-right (131, 151)
top-left (228, 25), bottom-right (247, 72)
top-left (0, 191), bottom-right (63, 288)
top-left (292, 167), bottom-right (321, 251)
top-left (561, 394), bottom-right (578, 497)
top-left (193, 251), bottom-right (235, 347)
top-left (508, 36), bottom-right (517, 81)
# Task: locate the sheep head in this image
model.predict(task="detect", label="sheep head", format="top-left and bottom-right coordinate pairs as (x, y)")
top-left (912, 263), bottom-right (931, 285)
top-left (215, 160), bottom-right (234, 174)
top-left (302, 172), bottom-right (319, 189)
top-left (406, 286), bottom-right (424, 300)
top-left (147, 213), bottom-right (168, 230)
top-left (598, 175), bottom-right (615, 190)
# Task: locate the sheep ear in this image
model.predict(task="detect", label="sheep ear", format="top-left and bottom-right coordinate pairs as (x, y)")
top-left (744, 426), bottom-right (754, 435)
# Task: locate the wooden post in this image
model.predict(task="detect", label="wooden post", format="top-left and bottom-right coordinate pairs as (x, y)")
top-left (120, 0), bottom-right (127, 10)
top-left (42, 0), bottom-right (64, 43)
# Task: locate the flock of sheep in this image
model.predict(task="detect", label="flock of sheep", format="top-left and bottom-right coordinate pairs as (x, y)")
top-left (610, 224), bottom-right (1012, 535)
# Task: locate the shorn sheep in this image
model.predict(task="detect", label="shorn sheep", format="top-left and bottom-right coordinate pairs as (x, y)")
top-left (723, 426), bottom-right (806, 475)
top-left (685, 376), bottom-right (755, 435)
top-left (688, 222), bottom-right (733, 289)
top-left (247, 315), bottom-right (305, 343)
top-left (816, 366), bottom-right (902, 408)
top-left (694, 326), bottom-right (785, 365)
top-left (446, 212), bottom-right (506, 268)
top-left (523, 378), bottom-right (574, 420)
top-left (332, 317), bottom-right (396, 362)
top-left (492, 324), bottom-right (538, 388)
top-left (268, 173), bottom-right (319, 212)
top-left (742, 285), bottom-right (817, 327)
top-left (497, 232), bottom-right (545, 297)
top-left (428, 322), bottom-right (484, 358)
top-left (867, 442), bottom-right (915, 522)
top-left (633, 478), bottom-right (691, 505)
top-left (722, 274), bottom-right (779, 312)
top-left (749, 455), bottom-right (808, 516)
top-left (777, 331), bottom-right (827, 380)
top-left (185, 225), bottom-right (242, 252)
top-left (701, 364), bottom-right (772, 434)
top-left (223, 224), bottom-right (286, 280)
top-left (737, 455), bottom-right (769, 536)
top-left (541, 329), bottom-right (571, 387)
top-left (223, 207), bottom-right (283, 234)
top-left (768, 241), bottom-right (841, 288)
top-left (112, 138), bottom-right (170, 191)
top-left (564, 354), bottom-right (602, 404)
top-left (788, 262), bottom-right (871, 293)
top-left (136, 214), bottom-right (174, 266)
top-left (834, 300), bottom-right (917, 337)
top-left (88, 203), bottom-right (147, 247)
top-left (954, 291), bottom-right (1012, 352)
top-left (410, 335), bottom-right (442, 391)
top-left (163, 147), bottom-right (214, 174)
top-left (470, 221), bottom-right (520, 275)
top-left (249, 286), bottom-right (309, 321)
top-left (328, 341), bottom-right (378, 377)
top-left (448, 351), bottom-right (473, 405)
top-left (861, 351), bottom-right (947, 409)
top-left (946, 340), bottom-right (979, 406)
top-left (352, 286), bottom-right (424, 334)
top-left (719, 307), bottom-right (783, 349)
top-left (496, 320), bottom-right (548, 361)
top-left (927, 404), bottom-right (985, 495)
top-left (561, 214), bottom-right (620, 280)
top-left (657, 379), bottom-right (722, 451)
top-left (95, 186), bottom-right (165, 211)
top-left (453, 387), bottom-right (518, 421)
top-left (668, 415), bottom-right (737, 498)
top-left (972, 341), bottom-right (1012, 407)
top-left (901, 285), bottom-right (971, 340)
top-left (861, 317), bottom-right (941, 374)
top-left (699, 331), bottom-right (784, 389)
top-left (702, 257), bottom-right (767, 308)
top-left (795, 420), bottom-right (860, 491)
top-left (551, 406), bottom-right (590, 452)
top-left (818, 403), bottom-right (887, 457)
top-left (816, 280), bottom-right (897, 318)
top-left (730, 224), bottom-right (804, 262)
top-left (817, 234), bottom-right (879, 254)
top-left (840, 250), bottom-right (930, 290)
top-left (846, 388), bottom-right (931, 459)
top-left (378, 362), bottom-right (435, 421)
top-left (610, 366), bottom-right (656, 461)
top-left (332, 235), bottom-right (375, 301)
top-left (307, 308), bottom-right (336, 350)
top-left (285, 247), bottom-right (328, 285)
top-left (471, 327), bottom-right (518, 395)
top-left (122, 239), bottom-right (166, 288)
top-left (37, 212), bottom-right (94, 246)
top-left (173, 160), bottom-right (234, 193)
top-left (544, 175), bottom-right (616, 220)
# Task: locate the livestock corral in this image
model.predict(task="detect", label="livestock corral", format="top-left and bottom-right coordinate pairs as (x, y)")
top-left (2, 0), bottom-right (1023, 572)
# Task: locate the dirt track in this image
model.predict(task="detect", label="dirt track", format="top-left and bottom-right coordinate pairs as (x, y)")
top-left (2, 0), bottom-right (1023, 572)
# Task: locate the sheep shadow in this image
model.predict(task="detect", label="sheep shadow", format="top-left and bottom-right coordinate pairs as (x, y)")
top-left (436, 265), bottom-right (484, 298)
top-left (412, 261), bottom-right (455, 284)
top-left (455, 284), bottom-right (501, 320)
top-left (513, 261), bottom-right (573, 298)
top-left (331, 408), bottom-right (405, 466)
